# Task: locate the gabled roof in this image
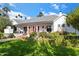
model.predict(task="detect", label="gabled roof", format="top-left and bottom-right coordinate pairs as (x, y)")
top-left (13, 15), bottom-right (59, 24)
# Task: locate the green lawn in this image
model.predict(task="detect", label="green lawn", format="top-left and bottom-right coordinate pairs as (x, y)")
top-left (0, 39), bottom-right (79, 56)
top-left (0, 32), bottom-right (79, 56)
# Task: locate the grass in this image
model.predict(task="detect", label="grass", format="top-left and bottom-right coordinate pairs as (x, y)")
top-left (0, 32), bottom-right (79, 56)
top-left (0, 39), bottom-right (79, 56)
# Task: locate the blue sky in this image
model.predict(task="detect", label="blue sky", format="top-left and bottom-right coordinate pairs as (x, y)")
top-left (0, 3), bottom-right (79, 16)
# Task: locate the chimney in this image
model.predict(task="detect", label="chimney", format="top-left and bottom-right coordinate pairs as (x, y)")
top-left (59, 11), bottom-right (63, 16)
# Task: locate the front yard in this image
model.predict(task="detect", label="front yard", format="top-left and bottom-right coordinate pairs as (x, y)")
top-left (0, 32), bottom-right (79, 56)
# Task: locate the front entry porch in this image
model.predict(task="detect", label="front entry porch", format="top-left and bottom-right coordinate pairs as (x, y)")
top-left (15, 22), bottom-right (53, 36)
top-left (23, 25), bottom-right (52, 34)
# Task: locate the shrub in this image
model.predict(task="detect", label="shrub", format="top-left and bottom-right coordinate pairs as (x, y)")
top-left (54, 36), bottom-right (64, 46)
top-left (31, 39), bottom-right (54, 56)
top-left (0, 16), bottom-right (12, 32)
top-left (0, 32), bottom-right (4, 39)
top-left (0, 38), bottom-right (55, 56)
top-left (68, 32), bottom-right (77, 36)
top-left (39, 32), bottom-right (49, 38)
top-left (51, 32), bottom-right (60, 36)
top-left (62, 40), bottom-right (73, 47)
top-left (30, 32), bottom-right (37, 38)
top-left (50, 32), bottom-right (64, 46)
top-left (68, 39), bottom-right (79, 47)
top-left (59, 31), bottom-right (69, 35)
top-left (8, 33), bottom-right (15, 38)
top-left (0, 32), bottom-right (79, 56)
top-left (4, 33), bottom-right (15, 38)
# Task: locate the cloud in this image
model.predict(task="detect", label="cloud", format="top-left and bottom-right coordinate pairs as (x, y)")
top-left (8, 3), bottom-right (16, 7)
top-left (51, 4), bottom-right (67, 11)
top-left (0, 3), bottom-right (16, 9)
top-left (40, 8), bottom-right (43, 11)
top-left (41, 11), bottom-right (58, 16)
top-left (8, 10), bottom-right (24, 16)
top-left (39, 9), bottom-right (66, 16)
top-left (51, 4), bottom-right (59, 10)
top-left (39, 8), bottom-right (58, 16)
top-left (48, 12), bottom-right (58, 15)
top-left (8, 10), bottom-right (32, 20)
top-left (27, 16), bottom-right (31, 19)
top-left (0, 3), bottom-right (16, 7)
top-left (8, 10), bottom-right (27, 20)
top-left (39, 8), bottom-right (45, 13)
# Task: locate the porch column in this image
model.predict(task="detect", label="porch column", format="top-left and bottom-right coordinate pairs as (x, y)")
top-left (27, 26), bottom-right (30, 35)
top-left (36, 26), bottom-right (38, 32)
top-left (39, 26), bottom-right (42, 32)
top-left (44, 25), bottom-right (47, 32)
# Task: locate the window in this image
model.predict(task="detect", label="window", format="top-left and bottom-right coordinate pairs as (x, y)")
top-left (24, 27), bottom-right (27, 33)
top-left (46, 26), bottom-right (52, 32)
top-left (62, 24), bottom-right (65, 27)
top-left (58, 24), bottom-right (60, 27)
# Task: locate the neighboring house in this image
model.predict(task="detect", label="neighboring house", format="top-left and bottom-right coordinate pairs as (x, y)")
top-left (10, 12), bottom-right (79, 35)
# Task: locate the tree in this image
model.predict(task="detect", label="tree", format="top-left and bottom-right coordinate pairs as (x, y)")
top-left (66, 7), bottom-right (79, 31)
top-left (0, 16), bottom-right (12, 32)
top-left (37, 12), bottom-right (44, 17)
top-left (2, 7), bottom-right (10, 16)
top-left (18, 14), bottom-right (23, 18)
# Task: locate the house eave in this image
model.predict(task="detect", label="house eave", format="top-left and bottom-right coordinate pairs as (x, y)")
top-left (16, 21), bottom-right (53, 26)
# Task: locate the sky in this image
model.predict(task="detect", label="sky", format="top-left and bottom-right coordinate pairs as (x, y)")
top-left (0, 3), bottom-right (79, 17)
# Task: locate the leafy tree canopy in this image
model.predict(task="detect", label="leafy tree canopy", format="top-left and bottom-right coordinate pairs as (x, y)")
top-left (2, 7), bottom-right (11, 17)
top-left (0, 16), bottom-right (12, 32)
top-left (37, 12), bottom-right (44, 17)
top-left (66, 7), bottom-right (79, 30)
